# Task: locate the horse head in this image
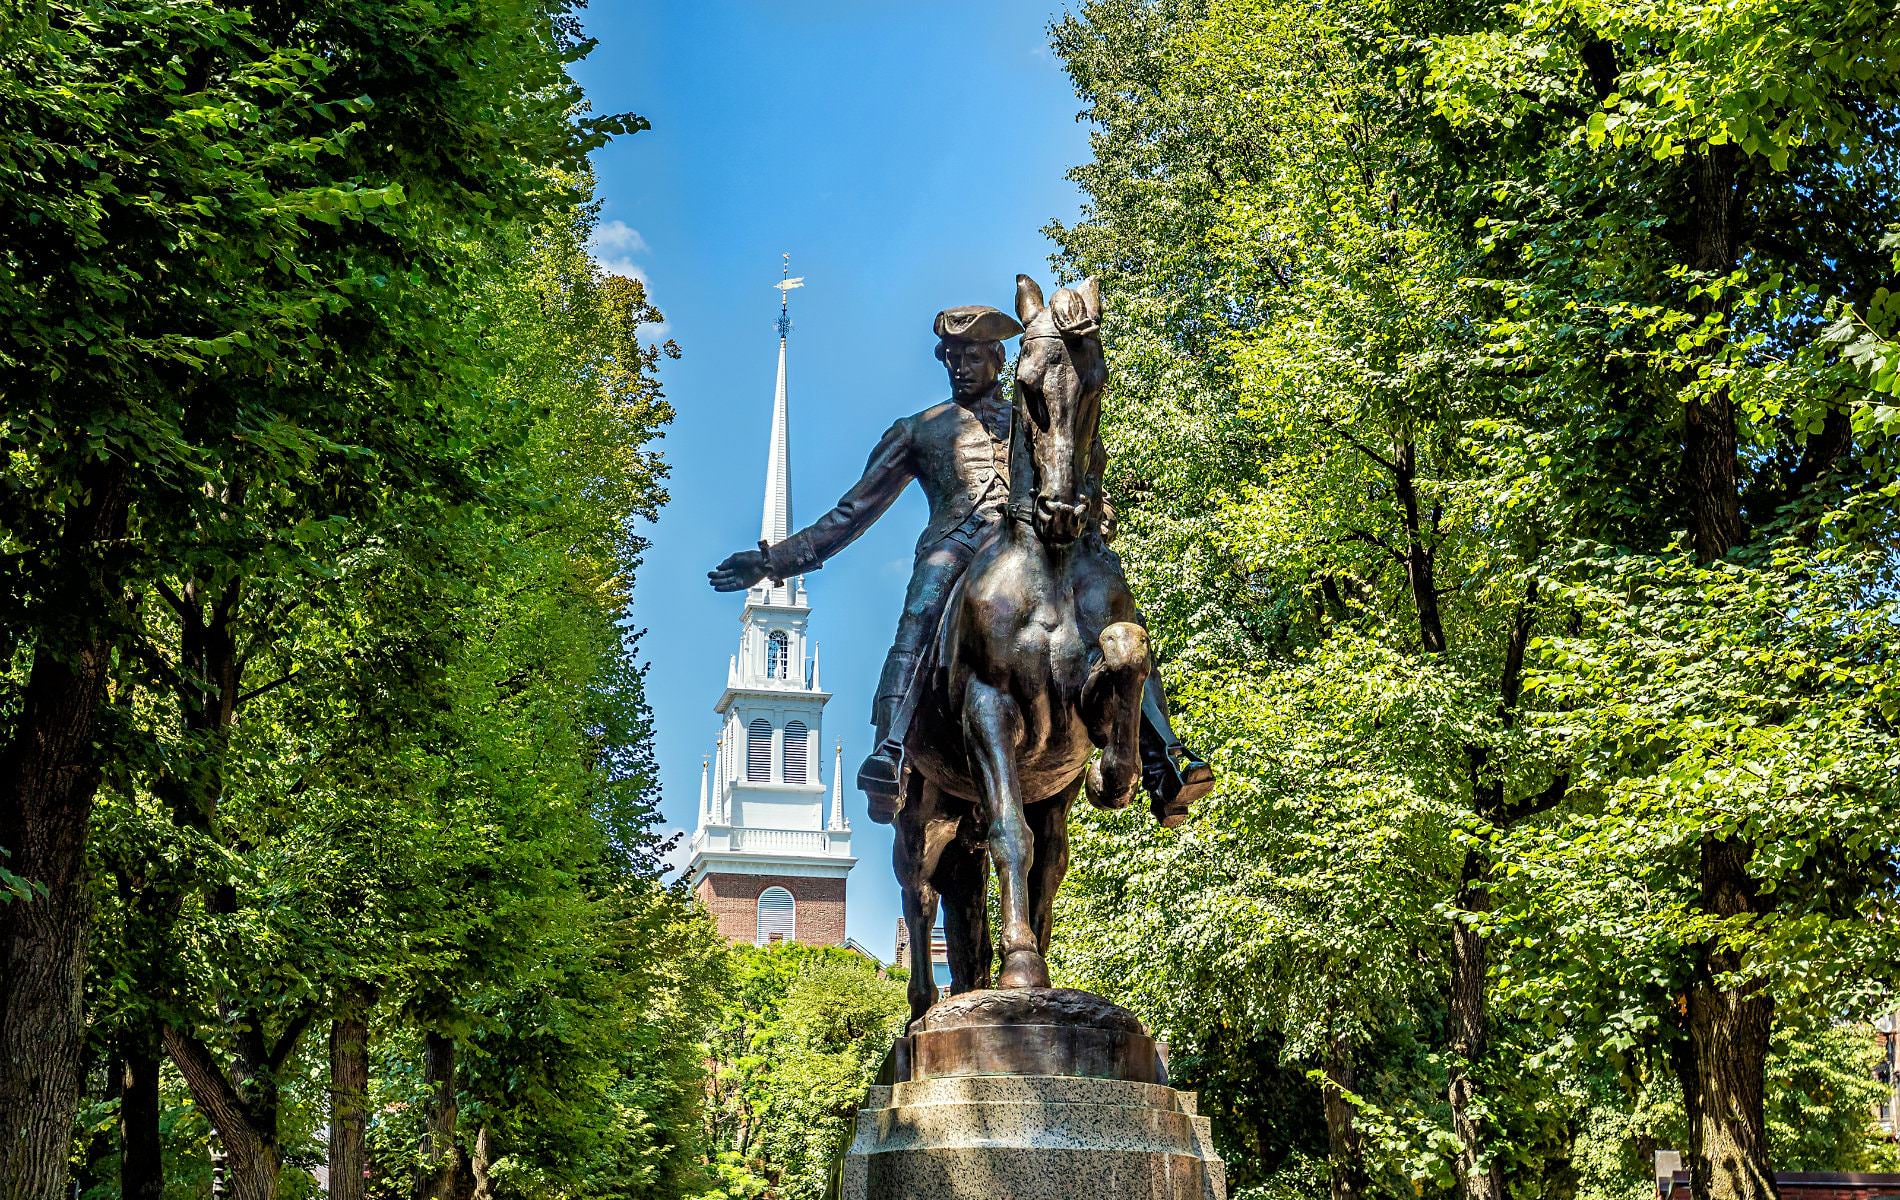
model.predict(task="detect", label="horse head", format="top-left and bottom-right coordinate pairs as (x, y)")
top-left (1013, 274), bottom-right (1106, 547)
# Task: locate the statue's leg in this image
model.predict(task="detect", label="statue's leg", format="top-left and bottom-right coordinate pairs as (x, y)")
top-left (1026, 778), bottom-right (1080, 955)
top-left (962, 679), bottom-right (1047, 989)
top-left (1081, 621), bottom-right (1149, 813)
top-left (1139, 670), bottom-right (1215, 826)
top-left (936, 813), bottom-right (991, 994)
top-left (860, 543), bottom-right (973, 810)
top-left (893, 784), bottom-right (943, 1025)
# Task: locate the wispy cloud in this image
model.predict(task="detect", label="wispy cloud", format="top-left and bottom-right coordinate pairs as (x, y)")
top-left (587, 218), bottom-right (670, 339)
top-left (589, 218), bottom-right (652, 286)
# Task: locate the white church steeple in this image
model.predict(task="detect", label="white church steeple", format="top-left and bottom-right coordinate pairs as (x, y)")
top-left (753, 260), bottom-right (806, 609)
top-left (685, 260), bottom-right (854, 946)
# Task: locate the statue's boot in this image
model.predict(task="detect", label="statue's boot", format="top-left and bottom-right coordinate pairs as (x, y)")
top-left (857, 702), bottom-right (905, 822)
top-left (1139, 674), bottom-right (1214, 827)
top-left (859, 649), bottom-right (920, 821)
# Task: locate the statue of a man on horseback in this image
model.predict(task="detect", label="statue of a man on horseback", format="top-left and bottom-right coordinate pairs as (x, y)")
top-left (709, 275), bottom-right (1210, 1020)
top-left (708, 283), bottom-right (1210, 820)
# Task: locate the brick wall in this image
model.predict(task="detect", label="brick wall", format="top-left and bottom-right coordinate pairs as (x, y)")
top-left (695, 871), bottom-right (847, 946)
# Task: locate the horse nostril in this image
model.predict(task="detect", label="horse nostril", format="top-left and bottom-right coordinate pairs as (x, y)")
top-left (1035, 496), bottom-right (1086, 542)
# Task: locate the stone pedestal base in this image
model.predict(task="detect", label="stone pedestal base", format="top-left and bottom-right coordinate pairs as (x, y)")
top-left (838, 990), bottom-right (1225, 1200)
top-left (840, 1075), bottom-right (1224, 1200)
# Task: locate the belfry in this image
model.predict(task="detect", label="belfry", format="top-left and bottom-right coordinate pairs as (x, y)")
top-left (684, 263), bottom-right (855, 946)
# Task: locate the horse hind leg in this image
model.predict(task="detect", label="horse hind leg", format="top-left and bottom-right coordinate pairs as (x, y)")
top-left (961, 679), bottom-right (1048, 990)
top-left (893, 776), bottom-right (943, 1025)
top-left (1082, 621), bottom-right (1149, 812)
top-left (936, 828), bottom-right (992, 994)
top-left (1027, 778), bottom-right (1079, 955)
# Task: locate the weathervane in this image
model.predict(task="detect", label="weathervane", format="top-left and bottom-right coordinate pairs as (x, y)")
top-left (774, 252), bottom-right (804, 338)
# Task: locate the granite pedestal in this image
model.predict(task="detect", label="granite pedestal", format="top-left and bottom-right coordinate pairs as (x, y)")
top-left (839, 989), bottom-right (1225, 1200)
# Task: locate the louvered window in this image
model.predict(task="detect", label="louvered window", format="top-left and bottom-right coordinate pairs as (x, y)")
top-left (767, 631), bottom-right (789, 680)
top-left (756, 887), bottom-right (795, 944)
top-left (783, 721), bottom-right (809, 784)
top-left (746, 719), bottom-right (773, 782)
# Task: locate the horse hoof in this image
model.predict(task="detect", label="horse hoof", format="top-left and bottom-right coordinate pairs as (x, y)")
top-left (998, 949), bottom-right (1050, 990)
top-left (1085, 760), bottom-right (1134, 811)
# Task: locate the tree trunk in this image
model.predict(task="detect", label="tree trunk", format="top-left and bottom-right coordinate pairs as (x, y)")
top-left (328, 986), bottom-right (373, 1200)
top-left (164, 1026), bottom-right (287, 1200)
top-left (1678, 836), bottom-right (1778, 1200)
top-left (1682, 144), bottom-right (1746, 566)
top-left (1448, 848), bottom-right (1505, 1200)
top-left (1321, 1033), bottom-right (1369, 1200)
top-left (1389, 440), bottom-right (1447, 654)
top-left (0, 458), bottom-right (131, 1200)
top-left (1676, 144), bottom-right (1774, 1200)
top-left (416, 1031), bottom-right (460, 1200)
top-left (122, 1032), bottom-right (166, 1200)
top-left (467, 1127), bottom-right (494, 1200)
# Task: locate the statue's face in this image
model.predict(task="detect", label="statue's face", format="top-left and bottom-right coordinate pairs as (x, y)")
top-left (943, 340), bottom-right (1001, 400)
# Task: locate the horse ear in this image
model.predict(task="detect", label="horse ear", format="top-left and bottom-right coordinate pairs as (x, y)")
top-left (1016, 274), bottom-right (1045, 326)
top-left (1079, 276), bottom-right (1103, 320)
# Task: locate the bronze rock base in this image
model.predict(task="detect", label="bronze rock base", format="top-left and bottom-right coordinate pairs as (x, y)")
top-left (888, 987), bottom-right (1167, 1086)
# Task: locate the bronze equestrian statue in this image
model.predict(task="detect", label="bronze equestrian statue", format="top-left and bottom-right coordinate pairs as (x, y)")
top-left (710, 276), bottom-right (1208, 1021)
top-left (707, 284), bottom-right (1211, 827)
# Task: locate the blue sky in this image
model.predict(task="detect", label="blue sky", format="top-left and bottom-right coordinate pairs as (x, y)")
top-left (571, 3), bottom-right (1092, 957)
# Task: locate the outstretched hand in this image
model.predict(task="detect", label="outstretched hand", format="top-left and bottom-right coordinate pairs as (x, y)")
top-left (708, 548), bottom-right (771, 592)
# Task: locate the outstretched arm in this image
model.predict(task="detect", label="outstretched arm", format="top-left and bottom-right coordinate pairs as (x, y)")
top-left (708, 419), bottom-right (914, 591)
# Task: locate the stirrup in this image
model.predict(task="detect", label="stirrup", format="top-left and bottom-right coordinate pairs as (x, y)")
top-left (1146, 744), bottom-right (1214, 826)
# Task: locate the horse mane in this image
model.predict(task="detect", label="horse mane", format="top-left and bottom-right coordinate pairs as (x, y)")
top-left (1006, 371), bottom-right (1037, 530)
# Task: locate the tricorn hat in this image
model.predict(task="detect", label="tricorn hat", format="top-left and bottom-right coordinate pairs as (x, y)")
top-left (934, 305), bottom-right (1024, 343)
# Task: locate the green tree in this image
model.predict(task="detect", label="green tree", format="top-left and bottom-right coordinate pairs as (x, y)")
top-left (1048, 3), bottom-right (1900, 1200)
top-left (1050, 2), bottom-right (1570, 1195)
top-left (1425, 3), bottom-right (1900, 1195)
top-left (0, 4), bottom-right (638, 1196)
top-left (701, 944), bottom-right (905, 1200)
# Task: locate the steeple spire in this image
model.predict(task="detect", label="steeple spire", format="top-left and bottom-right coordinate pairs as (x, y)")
top-left (829, 742), bottom-right (848, 831)
top-left (762, 256), bottom-right (804, 548)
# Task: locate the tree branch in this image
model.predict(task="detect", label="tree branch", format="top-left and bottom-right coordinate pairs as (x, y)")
top-left (163, 1025), bottom-right (261, 1154)
top-left (236, 668), bottom-right (304, 708)
top-left (1320, 416), bottom-right (1400, 476)
top-left (1339, 529), bottom-right (1408, 565)
top-left (267, 1005), bottom-right (317, 1075)
top-left (152, 579), bottom-right (198, 628)
top-left (1503, 772), bottom-right (1570, 825)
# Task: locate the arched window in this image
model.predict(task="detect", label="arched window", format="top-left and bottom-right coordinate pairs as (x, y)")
top-left (756, 886), bottom-right (795, 944)
top-left (767, 631), bottom-right (789, 680)
top-left (746, 719), bottom-right (773, 782)
top-left (783, 721), bottom-right (809, 784)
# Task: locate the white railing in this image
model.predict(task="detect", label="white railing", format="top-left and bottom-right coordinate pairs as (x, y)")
top-left (729, 827), bottom-right (840, 856)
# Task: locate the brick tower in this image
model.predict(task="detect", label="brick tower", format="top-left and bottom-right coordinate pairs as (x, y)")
top-left (685, 262), bottom-right (855, 946)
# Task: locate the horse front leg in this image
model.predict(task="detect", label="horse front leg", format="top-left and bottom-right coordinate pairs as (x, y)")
top-left (962, 679), bottom-right (1048, 989)
top-left (1082, 620), bottom-right (1150, 811)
